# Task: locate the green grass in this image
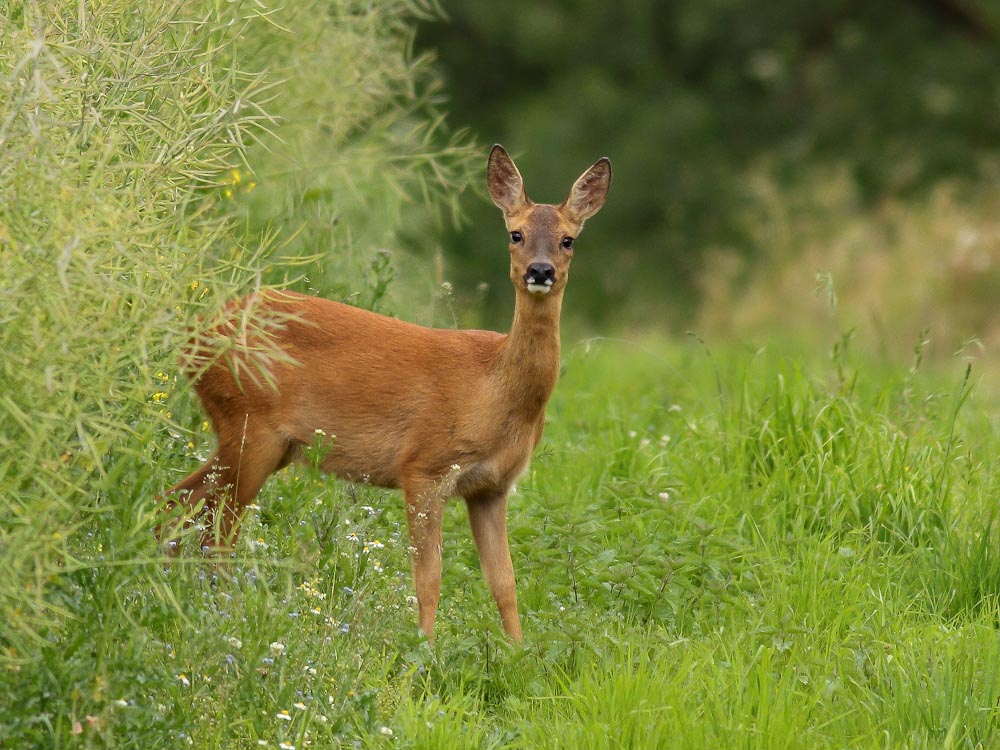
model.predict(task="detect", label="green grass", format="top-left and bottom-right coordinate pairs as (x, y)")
top-left (5, 334), bottom-right (1000, 749)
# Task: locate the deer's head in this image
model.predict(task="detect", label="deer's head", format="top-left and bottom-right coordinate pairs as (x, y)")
top-left (487, 145), bottom-right (611, 300)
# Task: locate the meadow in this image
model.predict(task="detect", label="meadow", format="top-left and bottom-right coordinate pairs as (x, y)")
top-left (5, 331), bottom-right (1000, 749)
top-left (4, 1), bottom-right (1000, 747)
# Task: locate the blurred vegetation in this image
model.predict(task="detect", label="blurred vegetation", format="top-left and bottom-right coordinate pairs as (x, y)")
top-left (419, 0), bottom-right (1000, 344)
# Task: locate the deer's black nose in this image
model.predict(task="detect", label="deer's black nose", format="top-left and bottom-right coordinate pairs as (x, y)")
top-left (524, 262), bottom-right (556, 287)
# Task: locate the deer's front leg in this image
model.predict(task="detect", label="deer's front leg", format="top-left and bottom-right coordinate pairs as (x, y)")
top-left (403, 478), bottom-right (446, 642)
top-left (466, 489), bottom-right (523, 642)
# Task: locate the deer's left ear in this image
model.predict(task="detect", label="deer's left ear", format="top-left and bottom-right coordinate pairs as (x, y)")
top-left (564, 157), bottom-right (611, 222)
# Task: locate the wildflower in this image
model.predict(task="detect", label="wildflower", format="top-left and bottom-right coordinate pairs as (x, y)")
top-left (114, 698), bottom-right (129, 707)
top-left (189, 280), bottom-right (200, 291)
top-left (379, 726), bottom-right (394, 737)
top-left (231, 169), bottom-right (242, 185)
top-left (294, 701), bottom-right (307, 711)
top-left (279, 743), bottom-right (295, 750)
top-left (227, 636), bottom-right (243, 650)
top-left (276, 709), bottom-right (292, 721)
top-left (177, 673), bottom-right (190, 686)
top-left (269, 642), bottom-right (285, 657)
top-left (152, 392), bottom-right (169, 403)
top-left (658, 492), bottom-right (670, 502)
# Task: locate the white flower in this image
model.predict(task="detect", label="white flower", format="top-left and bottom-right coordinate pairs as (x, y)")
top-left (379, 726), bottom-right (394, 737)
top-left (227, 636), bottom-right (243, 650)
top-left (269, 642), bottom-right (285, 657)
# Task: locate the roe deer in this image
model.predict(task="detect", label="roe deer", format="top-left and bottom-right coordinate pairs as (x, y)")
top-left (163, 145), bottom-right (611, 642)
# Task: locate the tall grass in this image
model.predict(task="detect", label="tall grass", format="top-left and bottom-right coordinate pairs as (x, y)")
top-left (0, 0), bottom-right (473, 661)
top-left (4, 320), bottom-right (1000, 745)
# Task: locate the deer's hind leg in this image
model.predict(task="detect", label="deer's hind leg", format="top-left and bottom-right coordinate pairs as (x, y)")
top-left (159, 450), bottom-right (224, 553)
top-left (160, 424), bottom-right (293, 553)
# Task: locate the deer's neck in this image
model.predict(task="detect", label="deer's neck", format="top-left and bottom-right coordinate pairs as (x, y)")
top-left (496, 292), bottom-right (563, 415)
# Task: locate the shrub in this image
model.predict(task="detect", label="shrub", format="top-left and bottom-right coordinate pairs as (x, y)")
top-left (0, 0), bottom-right (473, 658)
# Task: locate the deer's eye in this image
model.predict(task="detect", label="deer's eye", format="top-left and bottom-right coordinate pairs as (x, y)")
top-left (561, 236), bottom-right (574, 249)
top-left (510, 231), bottom-right (523, 243)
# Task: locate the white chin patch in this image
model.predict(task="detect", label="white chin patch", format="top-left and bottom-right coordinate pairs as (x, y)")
top-left (526, 282), bottom-right (553, 295)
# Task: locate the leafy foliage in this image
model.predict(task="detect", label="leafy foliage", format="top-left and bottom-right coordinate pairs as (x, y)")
top-left (0, 0), bottom-right (473, 655)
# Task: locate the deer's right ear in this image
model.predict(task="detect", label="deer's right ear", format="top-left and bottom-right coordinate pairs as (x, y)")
top-left (487, 144), bottom-right (527, 215)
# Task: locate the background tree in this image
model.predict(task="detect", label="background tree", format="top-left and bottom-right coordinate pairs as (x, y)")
top-left (419, 0), bottom-right (1000, 330)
